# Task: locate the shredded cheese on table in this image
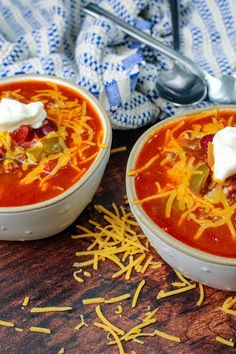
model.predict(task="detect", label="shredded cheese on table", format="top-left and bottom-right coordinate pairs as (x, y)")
top-left (0, 320), bottom-right (14, 327)
top-left (221, 296), bottom-right (236, 314)
top-left (221, 308), bottom-right (236, 316)
top-left (1, 200), bottom-right (232, 353)
top-left (82, 298), bottom-right (105, 305)
top-left (132, 280), bottom-right (146, 308)
top-left (94, 322), bottom-right (125, 354)
top-left (172, 282), bottom-right (187, 288)
top-left (95, 305), bottom-right (124, 336)
top-left (75, 315), bottom-right (88, 330)
top-left (222, 296), bottom-right (235, 310)
top-left (197, 283), bottom-right (205, 306)
top-left (29, 326), bottom-right (51, 334)
top-left (72, 203), bottom-right (160, 280)
top-left (114, 305), bottom-right (123, 315)
top-left (175, 271), bottom-right (191, 285)
top-left (153, 329), bottom-right (181, 342)
top-left (15, 327), bottom-right (24, 332)
top-left (73, 271), bottom-right (84, 283)
top-left (22, 296), bottom-right (30, 307)
top-left (30, 307), bottom-right (72, 313)
top-left (110, 146), bottom-right (127, 154)
top-left (157, 283), bottom-right (197, 299)
top-left (105, 294), bottom-right (131, 304)
top-left (216, 336), bottom-right (234, 347)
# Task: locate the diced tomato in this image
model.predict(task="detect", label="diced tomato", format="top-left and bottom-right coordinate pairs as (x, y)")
top-left (80, 128), bottom-right (89, 141)
top-left (0, 146), bottom-right (7, 159)
top-left (11, 125), bottom-right (38, 148)
top-left (21, 131), bottom-right (37, 149)
top-left (43, 159), bottom-right (56, 173)
top-left (36, 119), bottom-right (58, 138)
top-left (11, 125), bottom-right (31, 144)
top-left (229, 176), bottom-right (236, 194)
top-left (200, 134), bottom-right (215, 150)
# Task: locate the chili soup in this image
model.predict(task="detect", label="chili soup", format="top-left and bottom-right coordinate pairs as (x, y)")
top-left (129, 109), bottom-right (236, 258)
top-left (0, 80), bottom-right (105, 207)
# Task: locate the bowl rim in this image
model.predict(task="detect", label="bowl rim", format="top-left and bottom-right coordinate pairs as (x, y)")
top-left (0, 74), bottom-right (112, 213)
top-left (126, 105), bottom-right (236, 266)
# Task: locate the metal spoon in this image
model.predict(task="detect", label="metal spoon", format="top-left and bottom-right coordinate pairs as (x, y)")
top-left (83, 3), bottom-right (236, 105)
top-left (155, 0), bottom-right (203, 105)
top-left (170, 0), bottom-right (180, 51)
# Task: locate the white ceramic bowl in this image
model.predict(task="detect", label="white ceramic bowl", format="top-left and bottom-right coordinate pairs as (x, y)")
top-left (0, 74), bottom-right (112, 241)
top-left (126, 106), bottom-right (236, 291)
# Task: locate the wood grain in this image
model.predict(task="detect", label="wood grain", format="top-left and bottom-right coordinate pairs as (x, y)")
top-left (0, 127), bottom-right (235, 354)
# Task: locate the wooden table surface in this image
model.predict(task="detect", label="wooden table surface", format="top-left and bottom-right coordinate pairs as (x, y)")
top-left (0, 127), bottom-right (235, 354)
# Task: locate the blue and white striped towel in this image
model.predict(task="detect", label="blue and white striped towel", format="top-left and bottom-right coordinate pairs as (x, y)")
top-left (0, 0), bottom-right (236, 128)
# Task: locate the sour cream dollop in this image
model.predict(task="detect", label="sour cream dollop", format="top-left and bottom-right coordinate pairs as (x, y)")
top-left (0, 98), bottom-right (46, 132)
top-left (213, 126), bottom-right (236, 182)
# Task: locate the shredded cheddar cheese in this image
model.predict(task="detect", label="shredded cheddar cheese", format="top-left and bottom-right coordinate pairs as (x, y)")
top-left (114, 305), bottom-right (123, 315)
top-left (105, 294), bottom-right (131, 304)
top-left (157, 283), bottom-right (197, 299)
top-left (197, 283), bottom-right (205, 306)
top-left (221, 296), bottom-right (236, 316)
top-left (22, 296), bottom-right (30, 307)
top-left (174, 271), bottom-right (191, 286)
top-left (95, 305), bottom-right (124, 336)
top-left (0, 320), bottom-right (14, 327)
top-left (75, 315), bottom-right (88, 330)
top-left (132, 280), bottom-right (145, 308)
top-left (216, 336), bottom-right (234, 347)
top-left (72, 204), bottom-right (160, 280)
top-left (30, 307), bottom-right (72, 313)
top-left (73, 271), bottom-right (84, 283)
top-left (129, 329), bottom-right (181, 343)
top-left (94, 321), bottom-right (125, 354)
top-left (15, 327), bottom-right (23, 332)
top-left (29, 326), bottom-right (51, 334)
top-left (222, 296), bottom-right (236, 313)
top-left (153, 329), bottom-right (181, 342)
top-left (118, 319), bottom-right (157, 343)
top-left (221, 308), bottom-right (236, 315)
top-left (172, 282), bottom-right (187, 288)
top-left (82, 298), bottom-right (105, 305)
top-left (140, 256), bottom-right (153, 274)
top-left (111, 146), bottom-right (127, 154)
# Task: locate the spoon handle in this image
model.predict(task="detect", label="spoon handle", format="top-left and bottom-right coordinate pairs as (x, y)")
top-left (170, 0), bottom-right (180, 51)
top-left (83, 3), bottom-right (205, 79)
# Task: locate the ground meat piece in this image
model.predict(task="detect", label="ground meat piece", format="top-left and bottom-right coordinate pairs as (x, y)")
top-left (14, 148), bottom-right (27, 162)
top-left (3, 159), bottom-right (20, 174)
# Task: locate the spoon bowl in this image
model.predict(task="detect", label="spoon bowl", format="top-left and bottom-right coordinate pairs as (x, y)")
top-left (83, 3), bottom-right (236, 106)
top-left (156, 64), bottom-right (207, 105)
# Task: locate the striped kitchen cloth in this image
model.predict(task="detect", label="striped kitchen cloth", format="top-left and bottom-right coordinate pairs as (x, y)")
top-left (0, 0), bottom-right (236, 129)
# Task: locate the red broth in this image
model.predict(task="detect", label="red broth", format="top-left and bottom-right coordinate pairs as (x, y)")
top-left (133, 109), bottom-right (236, 258)
top-left (0, 81), bottom-right (104, 207)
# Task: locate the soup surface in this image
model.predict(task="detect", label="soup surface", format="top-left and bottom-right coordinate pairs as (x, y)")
top-left (0, 81), bottom-right (104, 207)
top-left (131, 109), bottom-right (236, 258)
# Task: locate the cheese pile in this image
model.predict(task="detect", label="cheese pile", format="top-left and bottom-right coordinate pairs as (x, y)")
top-left (0, 201), bottom-right (235, 352)
top-left (72, 203), bottom-right (162, 280)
